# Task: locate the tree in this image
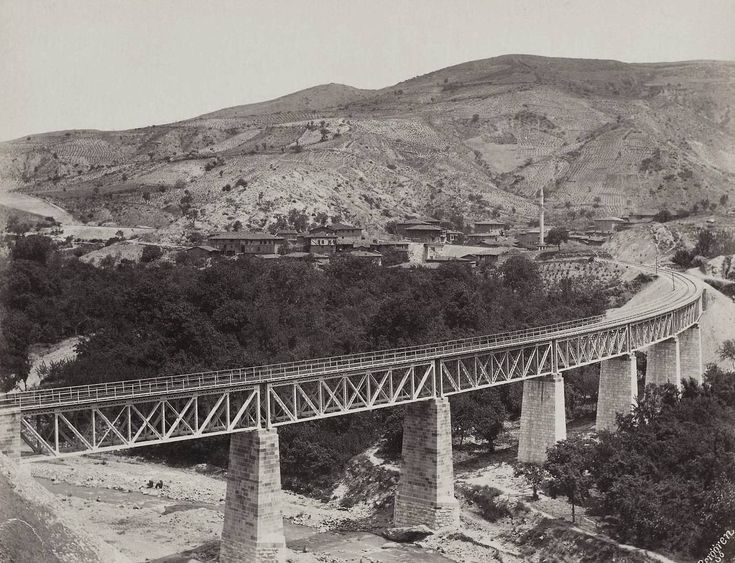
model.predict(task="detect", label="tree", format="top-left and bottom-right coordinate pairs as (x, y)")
top-left (500, 255), bottom-right (542, 294)
top-left (232, 220), bottom-right (243, 232)
top-left (718, 339), bottom-right (735, 368)
top-left (314, 212), bottom-right (329, 227)
top-left (546, 227), bottom-right (569, 249)
top-left (545, 437), bottom-right (596, 523)
top-left (11, 235), bottom-right (54, 264)
top-left (6, 214), bottom-right (31, 236)
top-left (672, 249), bottom-right (693, 268)
top-left (141, 245), bottom-right (162, 263)
top-left (653, 209), bottom-right (673, 223)
top-left (450, 390), bottom-right (505, 450)
top-left (514, 462), bottom-right (547, 500)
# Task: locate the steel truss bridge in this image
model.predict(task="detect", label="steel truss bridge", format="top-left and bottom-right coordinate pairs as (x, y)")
top-left (1, 266), bottom-right (703, 460)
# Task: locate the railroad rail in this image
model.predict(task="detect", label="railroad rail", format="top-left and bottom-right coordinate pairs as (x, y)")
top-left (1, 265), bottom-right (704, 459)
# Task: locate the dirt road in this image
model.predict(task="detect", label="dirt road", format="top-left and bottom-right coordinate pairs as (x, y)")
top-left (0, 183), bottom-right (75, 224)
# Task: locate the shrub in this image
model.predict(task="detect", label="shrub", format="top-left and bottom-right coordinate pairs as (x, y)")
top-left (672, 249), bottom-right (693, 268)
top-left (465, 485), bottom-right (515, 521)
top-left (140, 245), bottom-right (162, 263)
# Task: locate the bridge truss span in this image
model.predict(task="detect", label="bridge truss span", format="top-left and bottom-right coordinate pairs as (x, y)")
top-left (2, 267), bottom-right (704, 460)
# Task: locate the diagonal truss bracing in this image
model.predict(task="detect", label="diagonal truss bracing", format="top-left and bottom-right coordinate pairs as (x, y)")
top-left (267, 362), bottom-right (436, 425)
top-left (20, 388), bottom-right (260, 458)
top-left (439, 343), bottom-right (553, 395)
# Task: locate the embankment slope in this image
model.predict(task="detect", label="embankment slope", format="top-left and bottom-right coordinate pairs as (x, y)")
top-left (0, 453), bottom-right (128, 563)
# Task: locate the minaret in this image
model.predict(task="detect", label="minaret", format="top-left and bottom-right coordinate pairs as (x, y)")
top-left (539, 184), bottom-right (545, 248)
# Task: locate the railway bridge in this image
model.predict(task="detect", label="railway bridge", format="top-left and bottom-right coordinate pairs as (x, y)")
top-left (0, 267), bottom-right (705, 562)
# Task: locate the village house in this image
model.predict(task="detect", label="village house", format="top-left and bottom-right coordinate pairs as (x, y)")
top-left (473, 220), bottom-right (507, 237)
top-left (370, 240), bottom-right (410, 253)
top-left (309, 223), bottom-right (363, 241)
top-left (347, 250), bottom-right (383, 265)
top-left (277, 230), bottom-right (307, 252)
top-left (515, 228), bottom-right (551, 248)
top-left (404, 224), bottom-right (444, 243)
top-left (460, 247), bottom-right (511, 267)
top-left (445, 230), bottom-right (463, 244)
top-left (394, 218), bottom-right (441, 237)
top-left (304, 233), bottom-right (337, 254)
top-left (208, 232), bottom-right (284, 255)
top-left (594, 216), bottom-right (628, 233)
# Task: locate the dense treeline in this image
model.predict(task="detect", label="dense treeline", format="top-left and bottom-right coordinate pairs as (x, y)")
top-left (672, 228), bottom-right (735, 270)
top-left (0, 235), bottom-right (606, 490)
top-left (543, 368), bottom-right (735, 559)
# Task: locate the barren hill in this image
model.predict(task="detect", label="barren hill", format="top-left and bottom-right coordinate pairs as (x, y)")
top-left (1, 55), bottom-right (734, 241)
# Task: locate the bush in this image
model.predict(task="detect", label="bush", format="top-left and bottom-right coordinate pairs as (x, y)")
top-left (11, 235), bottom-right (55, 264)
top-left (140, 245), bottom-right (162, 263)
top-left (465, 485), bottom-right (516, 521)
top-left (653, 209), bottom-right (672, 223)
top-left (672, 249), bottom-right (693, 268)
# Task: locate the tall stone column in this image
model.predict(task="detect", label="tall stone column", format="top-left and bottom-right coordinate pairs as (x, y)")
top-left (220, 429), bottom-right (285, 563)
top-left (394, 398), bottom-right (460, 530)
top-left (518, 373), bottom-right (566, 464)
top-left (646, 337), bottom-right (681, 388)
top-left (596, 354), bottom-right (637, 431)
top-left (678, 325), bottom-right (703, 384)
top-left (0, 407), bottom-right (20, 460)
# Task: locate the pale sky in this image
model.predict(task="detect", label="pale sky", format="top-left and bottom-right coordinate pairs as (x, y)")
top-left (1, 0), bottom-right (733, 142)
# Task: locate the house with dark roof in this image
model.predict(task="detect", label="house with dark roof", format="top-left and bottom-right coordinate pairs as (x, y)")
top-left (395, 218), bottom-right (441, 237)
top-left (208, 232), bottom-right (284, 255)
top-left (404, 224), bottom-right (444, 243)
top-left (310, 223), bottom-right (363, 240)
top-left (347, 250), bottom-right (383, 265)
top-left (473, 220), bottom-right (508, 236)
top-left (304, 233), bottom-right (337, 254)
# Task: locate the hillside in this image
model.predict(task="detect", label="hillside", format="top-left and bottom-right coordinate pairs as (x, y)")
top-left (1, 55), bottom-right (734, 242)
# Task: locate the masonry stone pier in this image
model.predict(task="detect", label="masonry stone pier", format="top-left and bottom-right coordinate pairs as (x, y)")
top-left (646, 337), bottom-right (681, 388)
top-left (220, 428), bottom-right (285, 563)
top-left (394, 398), bottom-right (460, 530)
top-left (596, 354), bottom-right (637, 431)
top-left (0, 407), bottom-right (20, 460)
top-left (678, 324), bottom-right (703, 384)
top-left (518, 373), bottom-right (566, 464)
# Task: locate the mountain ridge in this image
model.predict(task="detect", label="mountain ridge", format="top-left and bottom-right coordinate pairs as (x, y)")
top-left (1, 54), bottom-right (733, 240)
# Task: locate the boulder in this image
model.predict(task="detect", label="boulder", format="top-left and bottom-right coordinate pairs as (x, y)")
top-left (382, 524), bottom-right (434, 542)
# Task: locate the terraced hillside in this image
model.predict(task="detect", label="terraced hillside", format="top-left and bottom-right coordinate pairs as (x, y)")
top-left (1, 55), bottom-right (734, 241)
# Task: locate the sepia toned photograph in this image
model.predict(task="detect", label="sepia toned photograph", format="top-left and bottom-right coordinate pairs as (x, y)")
top-left (0, 1), bottom-right (734, 562)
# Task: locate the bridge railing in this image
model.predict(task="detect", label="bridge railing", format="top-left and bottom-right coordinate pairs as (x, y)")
top-left (1, 314), bottom-right (605, 411)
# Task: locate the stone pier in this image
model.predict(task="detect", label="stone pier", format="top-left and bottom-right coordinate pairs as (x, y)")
top-left (0, 407), bottom-right (20, 460)
top-left (220, 429), bottom-right (285, 563)
top-left (394, 398), bottom-right (460, 530)
top-left (646, 337), bottom-right (681, 388)
top-left (518, 373), bottom-right (566, 464)
top-left (678, 325), bottom-right (703, 384)
top-left (596, 354), bottom-right (637, 431)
